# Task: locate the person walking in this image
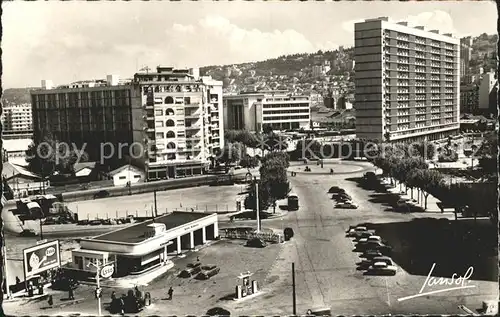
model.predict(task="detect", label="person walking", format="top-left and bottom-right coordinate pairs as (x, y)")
top-left (68, 287), bottom-right (75, 300)
top-left (167, 287), bottom-right (173, 300)
top-left (119, 297), bottom-right (125, 315)
top-left (15, 276), bottom-right (21, 285)
top-left (111, 291), bottom-right (116, 302)
top-left (47, 295), bottom-right (53, 307)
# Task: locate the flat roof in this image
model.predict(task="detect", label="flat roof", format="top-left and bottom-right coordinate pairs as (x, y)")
top-left (92, 211), bottom-right (213, 244)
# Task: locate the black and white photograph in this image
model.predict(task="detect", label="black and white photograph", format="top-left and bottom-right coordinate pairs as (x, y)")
top-left (0, 1), bottom-right (498, 316)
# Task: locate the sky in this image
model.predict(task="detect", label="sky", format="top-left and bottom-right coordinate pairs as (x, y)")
top-left (2, 1), bottom-right (497, 88)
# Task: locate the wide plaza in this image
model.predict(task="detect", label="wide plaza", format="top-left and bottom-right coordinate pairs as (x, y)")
top-left (3, 160), bottom-right (498, 316)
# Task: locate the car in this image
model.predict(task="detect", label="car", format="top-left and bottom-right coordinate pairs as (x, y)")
top-left (356, 241), bottom-right (392, 253)
top-left (245, 238), bottom-right (267, 248)
top-left (358, 235), bottom-right (382, 243)
top-left (196, 265), bottom-right (220, 280)
top-left (89, 219), bottom-right (102, 226)
top-left (366, 261), bottom-right (397, 276)
top-left (93, 190), bottom-right (110, 199)
top-left (334, 196), bottom-right (352, 203)
top-left (332, 192), bottom-right (352, 200)
top-left (179, 265), bottom-right (202, 278)
top-left (284, 227), bottom-right (294, 241)
top-left (19, 229), bottom-right (37, 237)
top-left (361, 249), bottom-right (383, 260)
top-left (372, 256), bottom-right (395, 267)
top-left (346, 226), bottom-right (375, 237)
top-left (306, 307), bottom-right (332, 316)
top-left (187, 262), bottom-right (201, 268)
top-left (335, 202), bottom-right (358, 209)
top-left (328, 186), bottom-right (345, 194)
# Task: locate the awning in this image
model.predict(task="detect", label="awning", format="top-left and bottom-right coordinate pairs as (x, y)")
top-left (43, 194), bottom-right (57, 200)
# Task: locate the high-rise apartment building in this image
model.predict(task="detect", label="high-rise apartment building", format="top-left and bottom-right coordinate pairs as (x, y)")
top-left (31, 66), bottom-right (224, 180)
top-left (223, 91), bottom-right (310, 132)
top-left (133, 67), bottom-right (224, 180)
top-left (354, 17), bottom-right (460, 142)
top-left (1, 103), bottom-right (33, 138)
top-left (460, 36), bottom-right (473, 83)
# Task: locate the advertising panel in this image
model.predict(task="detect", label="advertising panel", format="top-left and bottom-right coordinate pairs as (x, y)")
top-left (23, 240), bottom-right (61, 278)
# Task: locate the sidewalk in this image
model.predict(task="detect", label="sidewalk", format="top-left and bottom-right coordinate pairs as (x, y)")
top-left (378, 175), bottom-right (452, 215)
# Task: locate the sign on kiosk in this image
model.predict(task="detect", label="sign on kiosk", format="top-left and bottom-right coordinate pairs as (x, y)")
top-left (100, 265), bottom-right (114, 278)
top-left (23, 240), bottom-right (61, 278)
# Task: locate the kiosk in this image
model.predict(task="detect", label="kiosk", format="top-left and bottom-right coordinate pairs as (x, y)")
top-left (234, 271), bottom-right (260, 300)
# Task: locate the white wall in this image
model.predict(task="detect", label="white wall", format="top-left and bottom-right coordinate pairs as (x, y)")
top-left (113, 168), bottom-right (143, 186)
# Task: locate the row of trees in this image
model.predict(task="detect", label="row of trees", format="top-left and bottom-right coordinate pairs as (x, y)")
top-left (369, 142), bottom-right (497, 223)
top-left (244, 152), bottom-right (290, 213)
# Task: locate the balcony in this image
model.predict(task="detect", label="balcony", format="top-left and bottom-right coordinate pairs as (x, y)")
top-left (185, 125), bottom-right (201, 130)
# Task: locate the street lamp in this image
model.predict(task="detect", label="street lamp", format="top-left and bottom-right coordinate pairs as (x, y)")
top-left (87, 260), bottom-right (103, 316)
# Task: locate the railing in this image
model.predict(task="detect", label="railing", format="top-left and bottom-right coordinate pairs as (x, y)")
top-left (220, 230), bottom-right (284, 244)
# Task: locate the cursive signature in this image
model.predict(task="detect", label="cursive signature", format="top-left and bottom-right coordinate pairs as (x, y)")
top-left (398, 263), bottom-right (476, 302)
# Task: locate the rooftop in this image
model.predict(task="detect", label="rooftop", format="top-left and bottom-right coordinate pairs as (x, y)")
top-left (92, 211), bottom-right (212, 244)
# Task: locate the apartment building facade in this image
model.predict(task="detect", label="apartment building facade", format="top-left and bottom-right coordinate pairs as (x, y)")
top-left (31, 80), bottom-right (136, 165)
top-left (133, 67), bottom-right (224, 180)
top-left (354, 17), bottom-right (460, 142)
top-left (1, 103), bottom-right (33, 138)
top-left (478, 71), bottom-right (498, 116)
top-left (223, 91), bottom-right (310, 132)
top-left (31, 67), bottom-right (224, 180)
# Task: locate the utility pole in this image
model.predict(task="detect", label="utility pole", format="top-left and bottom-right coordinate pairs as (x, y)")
top-left (153, 190), bottom-right (158, 219)
top-left (255, 181), bottom-right (260, 233)
top-left (39, 215), bottom-right (44, 241)
top-left (2, 243), bottom-right (11, 299)
top-left (292, 262), bottom-right (297, 315)
top-left (88, 260), bottom-right (102, 316)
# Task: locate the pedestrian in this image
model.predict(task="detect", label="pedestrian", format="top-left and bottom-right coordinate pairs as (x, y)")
top-left (119, 297), bottom-right (125, 315)
top-left (47, 294), bottom-right (53, 307)
top-left (167, 287), bottom-right (173, 300)
top-left (111, 291), bottom-right (116, 302)
top-left (68, 287), bottom-right (75, 300)
top-left (15, 276), bottom-right (21, 285)
top-left (196, 256), bottom-right (200, 262)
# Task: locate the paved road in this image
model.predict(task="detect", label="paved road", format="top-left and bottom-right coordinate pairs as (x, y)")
top-left (223, 162), bottom-right (497, 315)
top-left (4, 161), bottom-right (497, 316)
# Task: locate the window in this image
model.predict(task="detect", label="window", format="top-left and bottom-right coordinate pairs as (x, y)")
top-left (155, 109), bottom-right (163, 116)
top-left (166, 142), bottom-right (176, 149)
top-left (156, 132), bottom-right (164, 139)
top-left (165, 108), bottom-right (174, 116)
top-left (134, 175), bottom-right (141, 179)
top-left (155, 121), bottom-right (164, 127)
top-left (165, 96), bottom-right (174, 104)
top-left (166, 119), bottom-right (175, 127)
top-left (119, 176), bottom-right (126, 180)
top-left (166, 131), bottom-right (175, 138)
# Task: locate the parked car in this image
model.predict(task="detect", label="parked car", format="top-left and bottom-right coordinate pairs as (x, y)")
top-left (346, 226), bottom-right (375, 238)
top-left (365, 261), bottom-right (397, 276)
top-left (356, 241), bottom-right (392, 254)
top-left (356, 235), bottom-right (382, 243)
top-left (361, 249), bottom-right (383, 260)
top-left (335, 202), bottom-right (358, 209)
top-left (196, 265), bottom-right (220, 280)
top-left (19, 229), bottom-right (37, 237)
top-left (89, 219), bottom-right (102, 226)
top-left (334, 196), bottom-right (352, 203)
top-left (179, 265), bottom-right (202, 278)
top-left (332, 192), bottom-right (352, 201)
top-left (284, 227), bottom-right (294, 241)
top-left (93, 190), bottom-right (110, 199)
top-left (246, 238), bottom-right (267, 248)
top-left (306, 307), bottom-right (332, 316)
top-left (328, 186), bottom-right (345, 194)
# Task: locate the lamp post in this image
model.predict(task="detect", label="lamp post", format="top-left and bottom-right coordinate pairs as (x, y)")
top-left (87, 260), bottom-right (102, 316)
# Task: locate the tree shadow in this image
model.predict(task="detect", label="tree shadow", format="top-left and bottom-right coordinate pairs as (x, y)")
top-left (344, 176), bottom-right (388, 193)
top-left (356, 218), bottom-right (498, 281)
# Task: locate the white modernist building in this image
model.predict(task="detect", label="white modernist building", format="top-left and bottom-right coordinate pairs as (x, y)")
top-left (70, 211), bottom-right (218, 277)
top-left (223, 90), bottom-right (311, 132)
